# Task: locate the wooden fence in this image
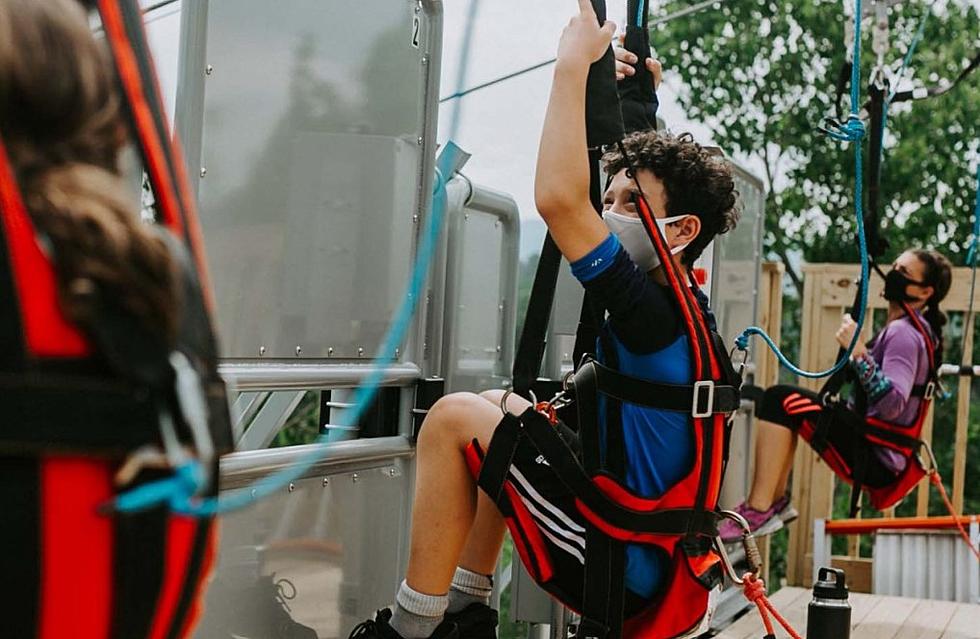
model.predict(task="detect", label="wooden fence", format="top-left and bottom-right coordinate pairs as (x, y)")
top-left (751, 263), bottom-right (978, 590)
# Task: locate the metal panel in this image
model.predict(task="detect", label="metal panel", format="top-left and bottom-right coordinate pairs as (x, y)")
top-left (873, 528), bottom-right (980, 603)
top-left (714, 162), bottom-right (765, 509)
top-left (193, 441), bottom-right (415, 639)
top-left (440, 176), bottom-right (520, 392)
top-left (183, 0), bottom-right (441, 361)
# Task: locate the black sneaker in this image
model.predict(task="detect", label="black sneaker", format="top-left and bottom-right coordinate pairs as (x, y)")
top-left (348, 609), bottom-right (458, 639)
top-left (444, 603), bottom-right (498, 639)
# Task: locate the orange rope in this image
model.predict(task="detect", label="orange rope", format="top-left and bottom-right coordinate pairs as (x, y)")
top-left (930, 472), bottom-right (980, 562)
top-left (741, 573), bottom-right (805, 639)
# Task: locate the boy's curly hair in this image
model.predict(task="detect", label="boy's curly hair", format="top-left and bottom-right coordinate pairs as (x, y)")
top-left (602, 131), bottom-right (740, 267)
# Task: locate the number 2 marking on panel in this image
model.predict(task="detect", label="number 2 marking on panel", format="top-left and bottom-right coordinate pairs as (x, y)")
top-left (411, 15), bottom-right (421, 48)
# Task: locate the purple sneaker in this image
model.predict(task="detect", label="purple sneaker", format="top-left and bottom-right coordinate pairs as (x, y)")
top-left (718, 500), bottom-right (785, 542)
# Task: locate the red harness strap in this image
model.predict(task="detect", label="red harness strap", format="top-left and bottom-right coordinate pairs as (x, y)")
top-left (804, 305), bottom-right (939, 512)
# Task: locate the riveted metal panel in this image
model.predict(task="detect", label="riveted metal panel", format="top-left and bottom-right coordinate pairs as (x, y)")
top-left (873, 529), bottom-right (980, 603)
top-left (192, 441), bottom-right (415, 638)
top-left (185, 0), bottom-right (441, 360)
top-left (439, 177), bottom-right (519, 392)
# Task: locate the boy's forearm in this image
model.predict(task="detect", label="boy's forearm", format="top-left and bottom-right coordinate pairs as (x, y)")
top-left (535, 60), bottom-right (592, 213)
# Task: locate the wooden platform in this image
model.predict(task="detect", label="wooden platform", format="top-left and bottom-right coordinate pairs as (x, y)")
top-left (715, 587), bottom-right (980, 639)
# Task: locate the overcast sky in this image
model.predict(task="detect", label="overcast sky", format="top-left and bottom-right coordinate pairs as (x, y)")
top-left (437, 0), bottom-right (716, 235)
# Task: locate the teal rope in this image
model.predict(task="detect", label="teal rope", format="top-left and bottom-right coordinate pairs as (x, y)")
top-left (112, 149), bottom-right (456, 515)
top-left (880, 7), bottom-right (931, 166)
top-left (969, 163), bottom-right (980, 266)
top-left (734, 0), bottom-right (869, 379)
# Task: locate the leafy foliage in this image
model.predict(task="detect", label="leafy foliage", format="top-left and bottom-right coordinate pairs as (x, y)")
top-left (653, 0), bottom-right (980, 294)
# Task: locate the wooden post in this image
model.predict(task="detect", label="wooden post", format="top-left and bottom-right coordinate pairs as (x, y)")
top-left (952, 312), bottom-right (975, 514)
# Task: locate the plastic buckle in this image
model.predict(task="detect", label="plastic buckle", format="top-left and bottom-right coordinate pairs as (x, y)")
top-left (692, 380), bottom-right (715, 418)
top-left (924, 382), bottom-right (935, 400)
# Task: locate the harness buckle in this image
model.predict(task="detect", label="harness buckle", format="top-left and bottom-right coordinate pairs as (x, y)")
top-left (692, 380), bottom-right (715, 418)
top-left (924, 382), bottom-right (935, 400)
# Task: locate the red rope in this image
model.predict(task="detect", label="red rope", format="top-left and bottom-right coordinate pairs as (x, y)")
top-left (741, 573), bottom-right (805, 639)
top-left (930, 472), bottom-right (980, 562)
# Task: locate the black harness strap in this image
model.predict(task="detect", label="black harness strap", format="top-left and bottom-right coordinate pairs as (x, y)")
top-left (579, 359), bottom-right (740, 414)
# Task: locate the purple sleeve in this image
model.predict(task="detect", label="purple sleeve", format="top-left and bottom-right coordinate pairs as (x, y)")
top-left (869, 325), bottom-right (922, 421)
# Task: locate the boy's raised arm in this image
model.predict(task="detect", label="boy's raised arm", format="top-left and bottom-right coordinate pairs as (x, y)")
top-left (534, 0), bottom-right (616, 263)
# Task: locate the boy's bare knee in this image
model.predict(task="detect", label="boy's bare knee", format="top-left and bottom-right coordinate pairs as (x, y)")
top-left (418, 393), bottom-right (482, 447)
top-left (479, 389), bottom-right (505, 404)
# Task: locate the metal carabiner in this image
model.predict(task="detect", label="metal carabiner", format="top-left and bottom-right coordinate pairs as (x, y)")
top-left (714, 510), bottom-right (764, 586)
top-left (500, 389), bottom-right (537, 416)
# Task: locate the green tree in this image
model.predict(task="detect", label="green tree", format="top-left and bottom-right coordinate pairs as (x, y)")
top-left (652, 0), bottom-right (979, 295)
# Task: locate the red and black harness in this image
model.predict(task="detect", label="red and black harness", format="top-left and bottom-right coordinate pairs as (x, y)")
top-left (810, 301), bottom-right (939, 515)
top-left (0, 2), bottom-right (231, 638)
top-left (462, 3), bottom-right (741, 636)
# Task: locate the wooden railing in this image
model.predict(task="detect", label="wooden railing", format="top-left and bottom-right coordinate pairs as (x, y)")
top-left (766, 263), bottom-right (980, 590)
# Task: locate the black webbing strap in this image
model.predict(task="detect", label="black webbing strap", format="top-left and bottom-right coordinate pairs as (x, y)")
top-left (620, 0), bottom-right (658, 134)
top-left (512, 234), bottom-right (564, 398)
top-left (865, 80), bottom-right (890, 259)
top-left (476, 413), bottom-right (524, 503)
top-left (575, 359), bottom-right (740, 415)
top-left (2, 378), bottom-right (158, 453)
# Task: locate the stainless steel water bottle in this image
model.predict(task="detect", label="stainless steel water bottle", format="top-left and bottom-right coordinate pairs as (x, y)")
top-left (807, 567), bottom-right (851, 639)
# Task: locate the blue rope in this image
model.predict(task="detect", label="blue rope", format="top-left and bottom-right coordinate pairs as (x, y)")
top-left (969, 163), bottom-right (980, 267)
top-left (635, 0), bottom-right (646, 27)
top-left (734, 0), bottom-right (870, 379)
top-left (111, 147), bottom-right (457, 515)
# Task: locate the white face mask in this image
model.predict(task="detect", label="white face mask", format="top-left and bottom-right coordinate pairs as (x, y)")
top-left (602, 210), bottom-right (691, 272)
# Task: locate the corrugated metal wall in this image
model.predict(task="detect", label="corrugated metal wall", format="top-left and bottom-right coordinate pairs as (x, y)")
top-left (873, 526), bottom-right (980, 603)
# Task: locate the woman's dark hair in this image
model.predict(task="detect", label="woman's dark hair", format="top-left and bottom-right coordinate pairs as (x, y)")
top-left (602, 131), bottom-right (740, 266)
top-left (0, 0), bottom-right (178, 342)
top-left (911, 249), bottom-right (953, 359)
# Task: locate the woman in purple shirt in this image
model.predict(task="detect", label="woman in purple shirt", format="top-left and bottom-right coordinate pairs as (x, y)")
top-left (719, 249), bottom-right (953, 540)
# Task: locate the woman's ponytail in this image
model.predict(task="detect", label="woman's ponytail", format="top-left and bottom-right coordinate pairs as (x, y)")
top-left (912, 249), bottom-right (953, 360)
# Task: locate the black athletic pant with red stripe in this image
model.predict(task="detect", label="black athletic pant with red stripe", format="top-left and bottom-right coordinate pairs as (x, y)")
top-left (1, 454), bottom-right (215, 639)
top-left (754, 385), bottom-right (897, 488)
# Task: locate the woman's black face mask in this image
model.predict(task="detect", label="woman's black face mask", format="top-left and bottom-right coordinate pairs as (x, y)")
top-left (883, 269), bottom-right (927, 303)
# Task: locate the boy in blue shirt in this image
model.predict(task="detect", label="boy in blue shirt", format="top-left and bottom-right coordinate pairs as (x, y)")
top-left (348, 2), bottom-right (738, 638)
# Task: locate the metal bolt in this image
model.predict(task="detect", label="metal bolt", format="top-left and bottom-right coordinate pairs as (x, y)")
top-left (496, 345), bottom-right (502, 353)
top-left (259, 346), bottom-right (266, 356)
top-left (413, 214), bottom-right (420, 224)
top-left (358, 347), bottom-right (364, 357)
top-left (421, 55), bottom-right (429, 66)
top-left (389, 468), bottom-right (397, 477)
top-left (417, 136), bottom-right (424, 146)
top-left (464, 213), bottom-right (469, 220)
top-left (288, 482), bottom-right (296, 492)
top-left (395, 348), bottom-right (400, 358)
top-left (415, 4), bottom-right (420, 13)
top-left (295, 346), bottom-right (303, 356)
top-left (200, 167), bottom-right (207, 178)
top-left (205, 64), bottom-right (214, 75)
top-left (328, 347), bottom-right (334, 356)
top-left (352, 473), bottom-right (359, 483)
top-left (322, 478), bottom-right (329, 487)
